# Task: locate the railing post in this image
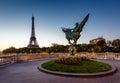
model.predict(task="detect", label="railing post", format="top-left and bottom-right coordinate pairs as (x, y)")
top-left (13, 55), bottom-right (16, 63)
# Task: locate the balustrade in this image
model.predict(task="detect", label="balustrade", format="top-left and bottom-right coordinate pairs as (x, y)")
top-left (0, 53), bottom-right (120, 67)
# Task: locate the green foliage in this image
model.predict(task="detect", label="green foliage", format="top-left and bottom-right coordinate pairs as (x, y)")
top-left (41, 60), bottom-right (111, 73)
top-left (2, 39), bottom-right (120, 54)
top-left (3, 47), bottom-right (41, 54)
top-left (81, 56), bottom-right (89, 60)
top-left (76, 44), bottom-right (86, 52)
top-left (112, 39), bottom-right (120, 48)
top-left (50, 43), bottom-right (68, 53)
top-left (96, 40), bottom-right (106, 47)
top-left (2, 47), bottom-right (17, 54)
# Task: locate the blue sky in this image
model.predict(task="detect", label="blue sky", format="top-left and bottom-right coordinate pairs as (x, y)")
top-left (0, 0), bottom-right (120, 51)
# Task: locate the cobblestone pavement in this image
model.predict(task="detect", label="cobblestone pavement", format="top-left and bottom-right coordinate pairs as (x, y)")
top-left (0, 59), bottom-right (120, 83)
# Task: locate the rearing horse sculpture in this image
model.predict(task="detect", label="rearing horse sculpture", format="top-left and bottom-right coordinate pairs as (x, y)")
top-left (62, 14), bottom-right (89, 55)
top-left (62, 14), bottom-right (89, 45)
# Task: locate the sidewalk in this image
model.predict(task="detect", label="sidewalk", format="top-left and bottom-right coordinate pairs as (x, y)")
top-left (0, 59), bottom-right (120, 83)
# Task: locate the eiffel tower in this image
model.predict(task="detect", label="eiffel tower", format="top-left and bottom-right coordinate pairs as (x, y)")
top-left (27, 15), bottom-right (39, 48)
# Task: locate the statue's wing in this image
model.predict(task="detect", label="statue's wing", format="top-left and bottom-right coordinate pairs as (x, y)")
top-left (74, 13), bottom-right (89, 32)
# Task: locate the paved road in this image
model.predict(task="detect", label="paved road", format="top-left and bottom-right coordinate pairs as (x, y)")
top-left (0, 59), bottom-right (120, 83)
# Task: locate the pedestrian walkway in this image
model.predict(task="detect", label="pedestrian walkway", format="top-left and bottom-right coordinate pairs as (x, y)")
top-left (0, 59), bottom-right (120, 83)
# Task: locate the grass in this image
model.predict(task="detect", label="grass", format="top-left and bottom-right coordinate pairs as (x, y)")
top-left (41, 60), bottom-right (112, 73)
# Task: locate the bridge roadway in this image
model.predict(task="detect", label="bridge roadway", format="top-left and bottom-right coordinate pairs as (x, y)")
top-left (0, 59), bottom-right (120, 83)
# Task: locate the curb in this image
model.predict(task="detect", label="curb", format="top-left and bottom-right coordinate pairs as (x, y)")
top-left (38, 60), bottom-right (117, 77)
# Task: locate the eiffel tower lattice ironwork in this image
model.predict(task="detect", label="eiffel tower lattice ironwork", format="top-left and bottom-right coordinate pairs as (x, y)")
top-left (27, 15), bottom-right (39, 48)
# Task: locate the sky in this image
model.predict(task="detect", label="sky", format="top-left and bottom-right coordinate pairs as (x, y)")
top-left (0, 0), bottom-right (120, 51)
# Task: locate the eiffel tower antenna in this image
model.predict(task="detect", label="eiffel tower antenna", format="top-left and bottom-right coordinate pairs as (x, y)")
top-left (27, 15), bottom-right (39, 48)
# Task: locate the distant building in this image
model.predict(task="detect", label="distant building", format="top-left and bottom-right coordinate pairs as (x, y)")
top-left (89, 37), bottom-right (106, 45)
top-left (106, 40), bottom-right (112, 47)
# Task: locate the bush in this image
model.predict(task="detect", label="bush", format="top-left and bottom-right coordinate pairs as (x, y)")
top-left (55, 56), bottom-right (89, 65)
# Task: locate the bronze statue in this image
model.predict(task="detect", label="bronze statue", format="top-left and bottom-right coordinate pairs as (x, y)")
top-left (62, 14), bottom-right (89, 56)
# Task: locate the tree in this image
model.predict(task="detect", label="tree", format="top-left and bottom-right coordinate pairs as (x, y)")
top-left (112, 39), bottom-right (120, 53)
top-left (112, 39), bottom-right (120, 48)
top-left (96, 40), bottom-right (107, 52)
top-left (2, 47), bottom-right (17, 54)
top-left (96, 40), bottom-right (106, 47)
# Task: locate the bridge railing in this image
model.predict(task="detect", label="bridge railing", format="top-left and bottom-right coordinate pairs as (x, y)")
top-left (15, 53), bottom-right (59, 62)
top-left (0, 55), bottom-right (15, 66)
top-left (0, 53), bottom-right (120, 67)
top-left (52, 52), bottom-right (120, 60)
top-left (0, 53), bottom-right (59, 64)
top-left (76, 52), bottom-right (120, 60)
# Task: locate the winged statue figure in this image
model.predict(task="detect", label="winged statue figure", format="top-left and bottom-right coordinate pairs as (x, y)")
top-left (62, 13), bottom-right (89, 45)
top-left (62, 14), bottom-right (89, 55)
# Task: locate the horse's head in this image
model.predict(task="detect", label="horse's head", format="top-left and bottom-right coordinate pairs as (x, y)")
top-left (62, 28), bottom-right (72, 33)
